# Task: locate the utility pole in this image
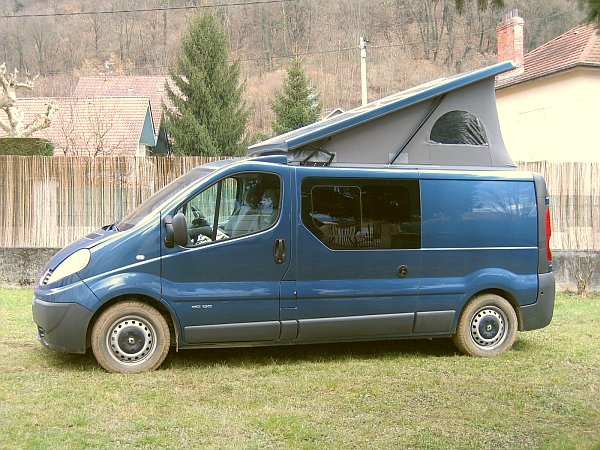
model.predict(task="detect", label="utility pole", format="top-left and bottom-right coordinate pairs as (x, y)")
top-left (360, 36), bottom-right (369, 106)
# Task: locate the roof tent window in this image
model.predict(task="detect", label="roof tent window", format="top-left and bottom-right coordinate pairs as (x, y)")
top-left (430, 110), bottom-right (488, 146)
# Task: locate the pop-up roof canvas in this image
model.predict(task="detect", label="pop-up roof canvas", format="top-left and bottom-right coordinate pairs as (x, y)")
top-left (249, 61), bottom-right (516, 168)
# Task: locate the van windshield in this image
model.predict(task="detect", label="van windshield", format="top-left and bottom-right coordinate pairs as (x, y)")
top-left (118, 166), bottom-right (215, 231)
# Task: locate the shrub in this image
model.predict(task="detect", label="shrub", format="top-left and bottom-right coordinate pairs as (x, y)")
top-left (0, 138), bottom-right (54, 156)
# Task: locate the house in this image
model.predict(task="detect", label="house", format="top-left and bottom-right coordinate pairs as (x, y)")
top-left (74, 76), bottom-right (172, 154)
top-left (250, 61), bottom-right (515, 169)
top-left (0, 97), bottom-right (156, 156)
top-left (495, 13), bottom-right (600, 162)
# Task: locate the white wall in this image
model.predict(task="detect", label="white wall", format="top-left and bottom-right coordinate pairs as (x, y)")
top-left (496, 67), bottom-right (600, 162)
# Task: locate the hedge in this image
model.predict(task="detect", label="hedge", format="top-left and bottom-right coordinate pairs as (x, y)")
top-left (0, 138), bottom-right (54, 156)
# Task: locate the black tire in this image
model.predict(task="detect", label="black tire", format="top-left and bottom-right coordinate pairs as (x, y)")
top-left (91, 300), bottom-right (171, 373)
top-left (453, 293), bottom-right (518, 357)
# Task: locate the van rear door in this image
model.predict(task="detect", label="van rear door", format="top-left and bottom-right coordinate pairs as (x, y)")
top-left (419, 174), bottom-right (540, 321)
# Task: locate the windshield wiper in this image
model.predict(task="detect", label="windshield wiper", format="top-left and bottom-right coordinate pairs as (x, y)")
top-left (103, 218), bottom-right (120, 231)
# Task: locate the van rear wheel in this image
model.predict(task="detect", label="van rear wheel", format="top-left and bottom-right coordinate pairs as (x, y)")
top-left (453, 294), bottom-right (517, 357)
top-left (91, 301), bottom-right (170, 373)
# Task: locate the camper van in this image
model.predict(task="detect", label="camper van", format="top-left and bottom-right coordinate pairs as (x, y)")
top-left (32, 62), bottom-right (555, 373)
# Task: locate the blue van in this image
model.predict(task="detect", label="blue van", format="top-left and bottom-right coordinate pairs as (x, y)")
top-left (32, 62), bottom-right (555, 373)
top-left (32, 155), bottom-right (555, 373)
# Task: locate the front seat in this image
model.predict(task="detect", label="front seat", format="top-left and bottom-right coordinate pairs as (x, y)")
top-left (258, 188), bottom-right (280, 229)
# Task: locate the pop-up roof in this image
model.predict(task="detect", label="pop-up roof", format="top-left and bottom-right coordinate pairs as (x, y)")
top-left (249, 61), bottom-right (516, 168)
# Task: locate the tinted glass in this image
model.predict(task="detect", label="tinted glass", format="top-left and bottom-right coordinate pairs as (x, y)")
top-left (430, 110), bottom-right (488, 146)
top-left (302, 178), bottom-right (421, 249)
top-left (421, 179), bottom-right (537, 248)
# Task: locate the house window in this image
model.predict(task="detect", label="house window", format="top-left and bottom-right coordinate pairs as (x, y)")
top-left (430, 110), bottom-right (488, 146)
top-left (301, 178), bottom-right (421, 250)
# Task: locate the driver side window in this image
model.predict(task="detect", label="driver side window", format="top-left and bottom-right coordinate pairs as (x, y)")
top-left (179, 172), bottom-right (281, 246)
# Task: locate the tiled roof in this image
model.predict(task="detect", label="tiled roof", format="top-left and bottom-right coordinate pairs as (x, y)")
top-left (74, 76), bottom-right (171, 133)
top-left (497, 23), bottom-right (600, 89)
top-left (0, 97), bottom-right (151, 156)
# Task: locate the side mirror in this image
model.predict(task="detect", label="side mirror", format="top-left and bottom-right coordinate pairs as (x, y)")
top-left (164, 213), bottom-right (189, 247)
top-left (172, 212), bottom-right (189, 247)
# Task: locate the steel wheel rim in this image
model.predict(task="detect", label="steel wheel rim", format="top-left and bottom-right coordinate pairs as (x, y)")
top-left (469, 306), bottom-right (508, 350)
top-left (106, 315), bottom-right (157, 366)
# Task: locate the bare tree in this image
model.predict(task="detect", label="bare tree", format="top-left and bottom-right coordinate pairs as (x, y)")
top-left (0, 62), bottom-right (56, 137)
top-left (86, 105), bottom-right (123, 156)
top-left (258, 5), bottom-right (276, 71)
top-left (119, 16), bottom-right (135, 63)
top-left (569, 251), bottom-right (599, 298)
top-left (406, 0), bottom-right (449, 62)
top-left (281, 0), bottom-right (314, 56)
top-left (55, 99), bottom-right (76, 155)
top-left (562, 195), bottom-right (599, 298)
top-left (89, 16), bottom-right (105, 58)
top-left (31, 19), bottom-right (55, 75)
top-left (55, 98), bottom-right (123, 156)
top-left (0, 0), bottom-right (588, 138)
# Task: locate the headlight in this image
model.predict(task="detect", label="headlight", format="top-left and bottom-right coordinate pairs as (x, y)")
top-left (45, 249), bottom-right (91, 285)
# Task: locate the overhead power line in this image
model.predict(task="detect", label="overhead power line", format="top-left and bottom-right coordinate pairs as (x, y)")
top-left (2, 0), bottom-right (296, 19)
top-left (4, 6), bottom-right (580, 76)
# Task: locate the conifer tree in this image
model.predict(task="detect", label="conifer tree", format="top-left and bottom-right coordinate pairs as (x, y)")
top-left (271, 59), bottom-right (322, 135)
top-left (580, 0), bottom-right (600, 29)
top-left (165, 13), bottom-right (249, 156)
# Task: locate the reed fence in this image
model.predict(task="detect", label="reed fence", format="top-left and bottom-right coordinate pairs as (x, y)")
top-left (517, 162), bottom-right (600, 251)
top-left (0, 156), bottom-right (598, 250)
top-left (0, 156), bottom-right (229, 248)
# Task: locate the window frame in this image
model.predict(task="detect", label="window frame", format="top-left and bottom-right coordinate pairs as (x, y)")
top-left (176, 171), bottom-right (283, 248)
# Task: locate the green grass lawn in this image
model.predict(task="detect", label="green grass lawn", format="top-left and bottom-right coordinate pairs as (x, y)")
top-left (1, 288), bottom-right (599, 448)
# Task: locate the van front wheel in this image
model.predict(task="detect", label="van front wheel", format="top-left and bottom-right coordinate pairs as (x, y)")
top-left (91, 301), bottom-right (171, 373)
top-left (453, 294), bottom-right (518, 357)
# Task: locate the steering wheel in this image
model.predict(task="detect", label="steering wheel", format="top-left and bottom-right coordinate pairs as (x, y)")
top-left (191, 206), bottom-right (205, 220)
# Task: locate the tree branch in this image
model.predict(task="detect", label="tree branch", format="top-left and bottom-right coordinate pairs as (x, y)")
top-left (20, 103), bottom-right (57, 137)
top-left (0, 63), bottom-right (10, 91)
top-left (3, 66), bottom-right (37, 90)
top-left (0, 113), bottom-right (12, 133)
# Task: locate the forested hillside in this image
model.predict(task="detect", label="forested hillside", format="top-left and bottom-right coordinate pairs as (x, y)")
top-left (0, 0), bottom-right (586, 137)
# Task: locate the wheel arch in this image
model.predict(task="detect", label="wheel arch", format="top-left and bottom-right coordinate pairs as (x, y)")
top-left (465, 288), bottom-right (524, 331)
top-left (86, 294), bottom-right (180, 351)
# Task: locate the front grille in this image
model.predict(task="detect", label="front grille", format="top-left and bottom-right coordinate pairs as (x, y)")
top-left (40, 269), bottom-right (53, 285)
top-left (37, 326), bottom-right (45, 338)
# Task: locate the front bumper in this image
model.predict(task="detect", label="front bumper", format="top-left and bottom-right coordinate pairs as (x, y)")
top-left (32, 298), bottom-right (93, 353)
top-left (32, 281), bottom-right (96, 354)
top-left (520, 272), bottom-right (555, 331)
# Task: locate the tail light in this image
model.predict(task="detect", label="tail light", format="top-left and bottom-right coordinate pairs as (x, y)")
top-left (545, 207), bottom-right (552, 262)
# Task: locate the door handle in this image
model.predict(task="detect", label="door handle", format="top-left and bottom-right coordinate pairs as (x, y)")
top-left (274, 238), bottom-right (286, 264)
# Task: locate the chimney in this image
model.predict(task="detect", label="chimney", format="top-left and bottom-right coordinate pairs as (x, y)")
top-left (496, 9), bottom-right (524, 80)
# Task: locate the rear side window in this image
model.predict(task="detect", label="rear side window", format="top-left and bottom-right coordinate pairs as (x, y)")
top-left (302, 178), bottom-right (421, 249)
top-left (421, 179), bottom-right (537, 248)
